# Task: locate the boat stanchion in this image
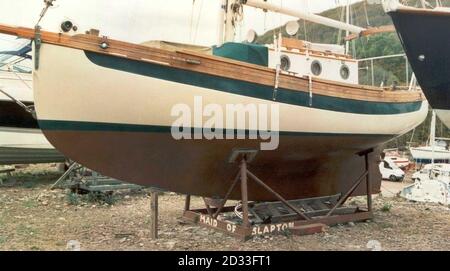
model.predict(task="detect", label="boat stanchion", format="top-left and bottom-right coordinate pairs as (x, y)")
top-left (150, 190), bottom-right (160, 239)
top-left (365, 150), bottom-right (373, 213)
top-left (240, 157), bottom-right (250, 227)
top-left (184, 195), bottom-right (191, 212)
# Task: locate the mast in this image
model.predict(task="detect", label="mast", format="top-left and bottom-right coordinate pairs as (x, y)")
top-left (241, 0), bottom-right (365, 34)
top-left (218, 0), bottom-right (237, 45)
top-left (431, 110), bottom-right (436, 164)
top-left (217, 0), bottom-right (226, 45)
top-left (224, 0), bottom-right (237, 43)
top-left (420, 0), bottom-right (427, 8)
top-left (345, 0), bottom-right (351, 54)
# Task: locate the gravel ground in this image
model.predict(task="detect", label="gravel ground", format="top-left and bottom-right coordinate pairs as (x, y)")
top-left (0, 164), bottom-right (449, 251)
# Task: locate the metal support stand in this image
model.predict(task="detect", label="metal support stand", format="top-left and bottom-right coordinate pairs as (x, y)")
top-left (183, 149), bottom-right (375, 241)
top-left (150, 190), bottom-right (159, 239)
top-left (240, 158), bottom-right (250, 227)
top-left (50, 162), bottom-right (82, 190)
top-left (50, 162), bottom-right (143, 193)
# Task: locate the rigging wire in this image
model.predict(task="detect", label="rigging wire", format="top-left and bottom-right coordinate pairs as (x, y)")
top-left (337, 5), bottom-right (345, 44)
top-left (189, 0), bottom-right (196, 42)
top-left (302, 20), bottom-right (308, 41)
top-left (237, 2), bottom-right (246, 42)
top-left (192, 0), bottom-right (205, 43)
top-left (303, 0), bottom-right (309, 41)
top-left (11, 67), bottom-right (33, 90)
top-left (279, 0), bottom-right (283, 31)
top-left (363, 0), bottom-right (371, 27)
top-left (350, 2), bottom-right (357, 58)
top-left (36, 0), bottom-right (56, 27)
top-left (264, 7), bottom-right (267, 32)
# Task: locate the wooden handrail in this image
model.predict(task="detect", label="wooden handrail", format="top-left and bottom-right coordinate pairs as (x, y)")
top-left (345, 25), bottom-right (396, 41)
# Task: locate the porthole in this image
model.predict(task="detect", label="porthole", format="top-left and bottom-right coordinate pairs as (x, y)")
top-left (280, 55), bottom-right (291, 71)
top-left (311, 60), bottom-right (322, 76)
top-left (340, 65), bottom-right (350, 80)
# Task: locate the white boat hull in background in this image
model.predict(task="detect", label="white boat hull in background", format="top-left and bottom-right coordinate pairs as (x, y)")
top-left (0, 71), bottom-right (64, 165)
top-left (435, 109), bottom-right (450, 129)
top-left (401, 178), bottom-right (450, 205)
top-left (0, 126), bottom-right (65, 165)
top-left (410, 146), bottom-right (450, 162)
top-left (0, 70), bottom-right (33, 102)
top-left (0, 126), bottom-right (54, 149)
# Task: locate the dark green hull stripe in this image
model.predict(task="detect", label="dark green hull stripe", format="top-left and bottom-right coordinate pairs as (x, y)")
top-left (38, 120), bottom-right (393, 138)
top-left (84, 51), bottom-right (422, 115)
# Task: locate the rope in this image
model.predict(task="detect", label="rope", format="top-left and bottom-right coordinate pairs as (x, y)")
top-left (300, 0), bottom-right (309, 41)
top-left (234, 202), bottom-right (243, 219)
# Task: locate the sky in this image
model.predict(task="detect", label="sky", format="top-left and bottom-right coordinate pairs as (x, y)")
top-left (0, 0), bottom-right (363, 48)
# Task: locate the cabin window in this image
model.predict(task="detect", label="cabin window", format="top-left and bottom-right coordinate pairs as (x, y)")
top-left (280, 55), bottom-right (291, 71)
top-left (311, 60), bottom-right (322, 76)
top-left (340, 65), bottom-right (350, 80)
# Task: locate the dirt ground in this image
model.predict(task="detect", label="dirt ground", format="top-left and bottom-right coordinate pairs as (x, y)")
top-left (0, 164), bottom-right (449, 251)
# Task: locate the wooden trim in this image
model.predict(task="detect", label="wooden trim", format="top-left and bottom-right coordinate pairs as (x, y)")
top-left (345, 25), bottom-right (396, 41)
top-left (0, 24), bottom-right (424, 104)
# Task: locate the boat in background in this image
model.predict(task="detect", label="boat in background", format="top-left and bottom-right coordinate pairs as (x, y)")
top-left (410, 111), bottom-right (450, 164)
top-left (0, 47), bottom-right (64, 165)
top-left (0, 0), bottom-right (428, 201)
top-left (383, 148), bottom-right (411, 169)
top-left (402, 163), bottom-right (450, 205)
top-left (410, 143), bottom-right (450, 164)
top-left (412, 163), bottom-right (450, 181)
top-left (384, 1), bottom-right (450, 128)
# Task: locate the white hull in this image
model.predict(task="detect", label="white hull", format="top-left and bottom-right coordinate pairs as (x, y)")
top-left (410, 146), bottom-right (450, 161)
top-left (0, 70), bottom-right (33, 102)
top-left (0, 126), bottom-right (54, 149)
top-left (0, 69), bottom-right (63, 164)
top-left (29, 42), bottom-right (429, 200)
top-left (401, 178), bottom-right (450, 205)
top-left (0, 126), bottom-right (64, 165)
top-left (435, 109), bottom-right (450, 129)
top-left (34, 44), bottom-right (428, 135)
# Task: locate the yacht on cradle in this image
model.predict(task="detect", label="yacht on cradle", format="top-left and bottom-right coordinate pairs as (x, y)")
top-left (0, 0), bottom-right (428, 201)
